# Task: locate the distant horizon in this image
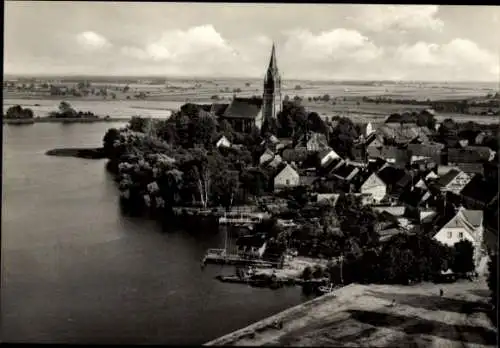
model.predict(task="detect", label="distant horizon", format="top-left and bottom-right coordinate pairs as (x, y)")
top-left (4, 73), bottom-right (499, 86)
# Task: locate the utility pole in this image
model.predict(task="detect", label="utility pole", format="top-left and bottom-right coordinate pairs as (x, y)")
top-left (340, 254), bottom-right (344, 284)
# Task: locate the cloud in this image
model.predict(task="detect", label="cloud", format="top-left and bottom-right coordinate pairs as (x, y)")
top-left (350, 5), bottom-right (444, 32)
top-left (281, 28), bottom-right (383, 63)
top-left (395, 39), bottom-right (499, 79)
top-left (76, 31), bottom-right (110, 50)
top-left (121, 25), bottom-right (237, 63)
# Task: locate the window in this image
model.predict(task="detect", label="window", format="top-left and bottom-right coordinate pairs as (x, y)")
top-left (447, 231), bottom-right (452, 239)
top-left (286, 179), bottom-right (290, 185)
top-left (459, 232), bottom-right (464, 239)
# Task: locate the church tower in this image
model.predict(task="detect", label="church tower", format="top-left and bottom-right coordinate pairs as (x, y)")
top-left (262, 43), bottom-right (282, 126)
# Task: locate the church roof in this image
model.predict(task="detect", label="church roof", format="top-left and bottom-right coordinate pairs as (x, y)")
top-left (222, 97), bottom-right (263, 119)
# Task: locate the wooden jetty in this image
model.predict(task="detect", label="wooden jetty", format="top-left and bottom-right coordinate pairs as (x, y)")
top-left (202, 249), bottom-right (278, 268)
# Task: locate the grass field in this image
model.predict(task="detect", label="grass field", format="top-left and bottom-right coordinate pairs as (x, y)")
top-left (206, 279), bottom-right (496, 347)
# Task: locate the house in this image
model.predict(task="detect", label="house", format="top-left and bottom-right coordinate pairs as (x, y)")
top-left (281, 148), bottom-right (310, 164)
top-left (357, 122), bottom-right (376, 139)
top-left (331, 162), bottom-right (360, 183)
top-left (316, 193), bottom-right (340, 205)
top-left (273, 163), bottom-right (300, 191)
top-left (317, 148), bottom-right (340, 167)
top-left (399, 187), bottom-right (432, 214)
top-left (295, 132), bottom-right (329, 152)
top-left (359, 172), bottom-right (387, 204)
top-left (459, 174), bottom-right (498, 210)
top-left (455, 162), bottom-right (485, 175)
top-left (299, 174), bottom-right (318, 187)
top-left (475, 132), bottom-right (487, 145)
top-left (215, 135), bottom-right (232, 148)
top-left (265, 154), bottom-right (283, 169)
top-left (434, 168), bottom-right (471, 195)
top-left (236, 234), bottom-right (267, 258)
top-left (433, 207), bottom-right (485, 271)
top-left (407, 142), bottom-right (444, 160)
top-left (260, 134), bottom-right (283, 152)
top-left (448, 146), bottom-right (496, 164)
top-left (377, 165), bottom-right (408, 195)
top-left (259, 148), bottom-right (275, 165)
top-left (373, 206), bottom-right (406, 217)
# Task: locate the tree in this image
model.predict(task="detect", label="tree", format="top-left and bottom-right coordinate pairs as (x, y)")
top-left (5, 105), bottom-right (34, 119)
top-left (277, 101), bottom-right (307, 137)
top-left (329, 117), bottom-right (358, 159)
top-left (452, 240), bottom-right (474, 274)
top-left (322, 94), bottom-right (331, 102)
top-left (307, 112), bottom-right (329, 135)
top-left (416, 110), bottom-right (437, 130)
top-left (129, 116), bottom-right (149, 133)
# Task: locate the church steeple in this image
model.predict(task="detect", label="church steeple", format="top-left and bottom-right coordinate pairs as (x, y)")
top-left (262, 42), bottom-right (282, 131)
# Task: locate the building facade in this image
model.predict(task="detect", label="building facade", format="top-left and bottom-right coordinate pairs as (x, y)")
top-left (262, 43), bottom-right (282, 128)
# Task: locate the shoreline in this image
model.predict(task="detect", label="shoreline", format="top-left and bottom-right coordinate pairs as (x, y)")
top-left (205, 286), bottom-right (348, 346)
top-left (204, 279), bottom-right (494, 346)
top-left (3, 116), bottom-right (131, 124)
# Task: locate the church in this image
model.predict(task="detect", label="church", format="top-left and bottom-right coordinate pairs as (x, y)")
top-left (209, 43), bottom-right (283, 133)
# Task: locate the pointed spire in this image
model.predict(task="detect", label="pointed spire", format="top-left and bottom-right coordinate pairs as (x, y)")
top-left (268, 42), bottom-right (278, 73)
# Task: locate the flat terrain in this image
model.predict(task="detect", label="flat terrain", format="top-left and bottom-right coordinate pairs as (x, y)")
top-left (4, 79), bottom-right (498, 123)
top-left (207, 279), bottom-right (496, 347)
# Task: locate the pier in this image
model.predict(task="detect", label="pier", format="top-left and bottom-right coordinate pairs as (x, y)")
top-left (202, 249), bottom-right (279, 268)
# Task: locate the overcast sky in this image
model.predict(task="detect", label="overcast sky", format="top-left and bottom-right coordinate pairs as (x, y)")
top-left (4, 2), bottom-right (500, 81)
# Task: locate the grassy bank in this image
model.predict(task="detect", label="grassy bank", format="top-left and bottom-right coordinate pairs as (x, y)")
top-left (45, 147), bottom-right (106, 159)
top-left (206, 279), bottom-right (495, 347)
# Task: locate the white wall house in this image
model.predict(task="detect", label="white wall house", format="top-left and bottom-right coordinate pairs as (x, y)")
top-left (216, 135), bottom-right (232, 148)
top-left (274, 164), bottom-right (300, 191)
top-left (360, 173), bottom-right (387, 204)
top-left (319, 149), bottom-right (340, 167)
top-left (433, 207), bottom-right (485, 272)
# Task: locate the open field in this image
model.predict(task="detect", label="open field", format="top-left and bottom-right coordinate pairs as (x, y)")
top-left (4, 78), bottom-right (498, 123)
top-left (206, 279), bottom-right (496, 347)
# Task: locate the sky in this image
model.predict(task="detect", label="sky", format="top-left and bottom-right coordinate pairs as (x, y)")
top-left (4, 2), bottom-right (500, 82)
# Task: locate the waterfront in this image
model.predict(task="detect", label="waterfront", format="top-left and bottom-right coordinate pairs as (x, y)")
top-left (1, 122), bottom-right (307, 344)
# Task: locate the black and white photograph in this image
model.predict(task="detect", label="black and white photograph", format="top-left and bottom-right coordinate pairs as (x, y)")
top-left (2, 2), bottom-right (499, 346)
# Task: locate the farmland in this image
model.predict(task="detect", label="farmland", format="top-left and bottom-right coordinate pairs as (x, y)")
top-left (3, 77), bottom-right (499, 124)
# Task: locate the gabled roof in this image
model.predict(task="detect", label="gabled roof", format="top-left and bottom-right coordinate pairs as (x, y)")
top-left (377, 165), bottom-right (407, 186)
top-left (435, 168), bottom-right (462, 188)
top-left (385, 113), bottom-right (417, 124)
top-left (448, 146), bottom-right (494, 163)
top-left (318, 148), bottom-right (337, 160)
top-left (440, 207), bottom-right (483, 237)
top-left (222, 97), bottom-right (263, 119)
top-left (332, 163), bottom-right (360, 181)
top-left (211, 103), bottom-right (229, 117)
top-left (399, 187), bottom-right (430, 207)
top-left (282, 148), bottom-right (309, 163)
top-left (460, 174), bottom-right (498, 205)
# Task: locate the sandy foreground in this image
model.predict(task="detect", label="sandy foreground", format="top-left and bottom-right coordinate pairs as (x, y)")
top-left (206, 278), bottom-right (497, 347)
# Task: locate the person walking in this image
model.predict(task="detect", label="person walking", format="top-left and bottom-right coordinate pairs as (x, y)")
top-left (439, 288), bottom-right (444, 297)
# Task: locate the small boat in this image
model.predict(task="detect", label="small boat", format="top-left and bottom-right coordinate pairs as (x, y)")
top-left (318, 283), bottom-right (336, 294)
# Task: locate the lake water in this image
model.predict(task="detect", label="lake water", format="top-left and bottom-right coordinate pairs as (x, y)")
top-left (3, 99), bottom-right (184, 119)
top-left (1, 122), bottom-right (306, 344)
